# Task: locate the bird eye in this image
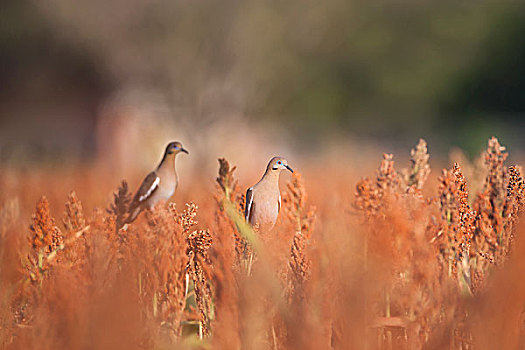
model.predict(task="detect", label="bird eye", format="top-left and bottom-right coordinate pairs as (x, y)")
top-left (277, 161), bottom-right (282, 165)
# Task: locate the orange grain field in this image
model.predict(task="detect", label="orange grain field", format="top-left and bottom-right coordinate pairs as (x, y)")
top-left (1, 137), bottom-right (524, 350)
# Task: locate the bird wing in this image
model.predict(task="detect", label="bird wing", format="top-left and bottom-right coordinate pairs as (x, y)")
top-left (130, 171), bottom-right (160, 210)
top-left (278, 194), bottom-right (281, 213)
top-left (245, 187), bottom-right (254, 223)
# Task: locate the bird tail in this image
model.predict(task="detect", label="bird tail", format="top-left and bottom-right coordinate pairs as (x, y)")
top-left (124, 206), bottom-right (141, 226)
top-left (115, 206), bottom-right (141, 232)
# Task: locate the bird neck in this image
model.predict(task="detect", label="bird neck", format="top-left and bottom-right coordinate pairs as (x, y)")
top-left (157, 154), bottom-right (177, 174)
top-left (262, 169), bottom-right (280, 185)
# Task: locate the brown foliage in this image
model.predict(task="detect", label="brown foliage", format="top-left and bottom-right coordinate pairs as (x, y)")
top-left (1, 136), bottom-right (525, 349)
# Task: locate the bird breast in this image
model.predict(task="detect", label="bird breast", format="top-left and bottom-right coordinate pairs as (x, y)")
top-left (158, 176), bottom-right (177, 199)
top-left (146, 176), bottom-right (177, 208)
top-left (252, 190), bottom-right (280, 229)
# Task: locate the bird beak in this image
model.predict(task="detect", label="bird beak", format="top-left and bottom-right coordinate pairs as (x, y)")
top-left (181, 148), bottom-right (189, 154)
top-left (285, 165), bottom-right (294, 173)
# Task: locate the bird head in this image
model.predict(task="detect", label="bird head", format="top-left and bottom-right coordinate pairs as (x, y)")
top-left (267, 156), bottom-right (293, 174)
top-left (165, 141), bottom-right (189, 156)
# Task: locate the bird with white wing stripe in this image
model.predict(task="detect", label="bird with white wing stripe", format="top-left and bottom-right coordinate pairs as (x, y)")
top-left (245, 156), bottom-right (293, 231)
top-left (124, 141), bottom-right (188, 224)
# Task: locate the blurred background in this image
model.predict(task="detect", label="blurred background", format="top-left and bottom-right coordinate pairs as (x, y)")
top-left (2, 0), bottom-right (525, 179)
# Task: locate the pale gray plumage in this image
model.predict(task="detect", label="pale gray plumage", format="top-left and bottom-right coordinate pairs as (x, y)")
top-left (245, 156), bottom-right (293, 230)
top-left (125, 141), bottom-right (188, 224)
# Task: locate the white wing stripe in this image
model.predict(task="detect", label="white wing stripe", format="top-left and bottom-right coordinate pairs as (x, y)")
top-left (246, 187), bottom-right (254, 220)
top-left (139, 177), bottom-right (160, 202)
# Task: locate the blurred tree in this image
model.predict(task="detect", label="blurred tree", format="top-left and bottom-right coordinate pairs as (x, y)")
top-left (438, 4), bottom-right (525, 154)
top-left (0, 0), bottom-right (110, 161)
top-left (2, 0), bottom-right (525, 159)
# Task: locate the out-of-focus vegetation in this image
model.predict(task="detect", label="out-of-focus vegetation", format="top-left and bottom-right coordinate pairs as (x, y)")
top-left (2, 0), bottom-right (525, 160)
top-left (2, 2), bottom-right (525, 348)
top-left (1, 137), bottom-right (525, 349)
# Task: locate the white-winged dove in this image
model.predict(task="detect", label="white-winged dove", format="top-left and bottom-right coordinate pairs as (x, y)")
top-left (245, 156), bottom-right (293, 230)
top-left (125, 141), bottom-right (188, 224)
